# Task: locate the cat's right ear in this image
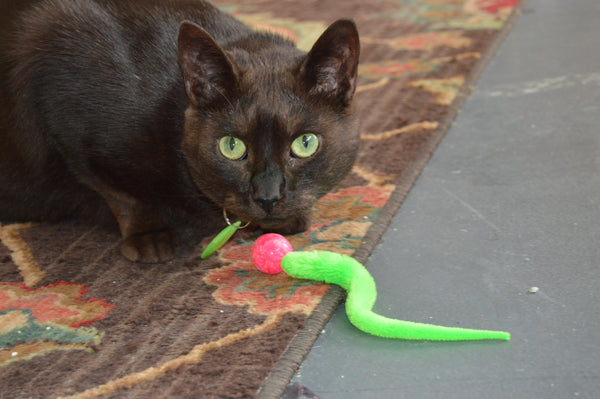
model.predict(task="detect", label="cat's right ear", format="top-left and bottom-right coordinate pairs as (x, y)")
top-left (300, 19), bottom-right (360, 107)
top-left (178, 21), bottom-right (238, 107)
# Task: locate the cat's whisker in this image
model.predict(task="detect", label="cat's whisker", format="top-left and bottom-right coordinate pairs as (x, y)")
top-left (211, 84), bottom-right (235, 109)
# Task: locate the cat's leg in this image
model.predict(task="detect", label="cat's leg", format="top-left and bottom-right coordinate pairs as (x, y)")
top-left (99, 189), bottom-right (178, 263)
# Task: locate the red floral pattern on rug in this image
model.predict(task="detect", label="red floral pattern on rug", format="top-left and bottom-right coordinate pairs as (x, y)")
top-left (475, 0), bottom-right (521, 14)
top-left (1, 282), bottom-right (112, 327)
top-left (0, 281), bottom-right (113, 366)
top-left (204, 243), bottom-right (330, 315)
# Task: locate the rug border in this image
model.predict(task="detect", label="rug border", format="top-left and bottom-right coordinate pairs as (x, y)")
top-left (256, 3), bottom-right (526, 398)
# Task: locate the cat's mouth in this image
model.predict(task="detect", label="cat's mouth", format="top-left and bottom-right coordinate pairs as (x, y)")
top-left (255, 215), bottom-right (310, 235)
top-left (223, 208), bottom-right (298, 233)
top-left (224, 207), bottom-right (310, 235)
top-left (222, 197), bottom-right (313, 235)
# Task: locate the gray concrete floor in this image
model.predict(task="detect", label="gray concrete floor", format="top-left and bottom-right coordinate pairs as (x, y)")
top-left (293, 0), bottom-right (600, 397)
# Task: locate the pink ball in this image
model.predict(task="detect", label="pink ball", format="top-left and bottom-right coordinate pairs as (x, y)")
top-left (252, 233), bottom-right (294, 274)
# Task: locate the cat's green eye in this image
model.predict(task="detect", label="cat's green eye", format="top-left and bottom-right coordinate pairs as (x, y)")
top-left (290, 134), bottom-right (319, 159)
top-left (219, 136), bottom-right (247, 160)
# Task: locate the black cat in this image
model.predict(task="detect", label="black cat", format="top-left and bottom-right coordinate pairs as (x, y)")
top-left (0, 0), bottom-right (360, 262)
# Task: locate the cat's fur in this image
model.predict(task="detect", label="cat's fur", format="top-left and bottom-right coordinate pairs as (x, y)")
top-left (0, 0), bottom-right (360, 262)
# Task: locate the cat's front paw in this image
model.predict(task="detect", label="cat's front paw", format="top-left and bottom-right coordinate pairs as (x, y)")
top-left (120, 229), bottom-right (179, 263)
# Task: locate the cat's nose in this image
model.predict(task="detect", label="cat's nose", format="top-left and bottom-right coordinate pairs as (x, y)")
top-left (255, 197), bottom-right (280, 214)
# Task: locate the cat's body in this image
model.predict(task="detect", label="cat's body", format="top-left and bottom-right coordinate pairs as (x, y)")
top-left (0, 0), bottom-right (360, 262)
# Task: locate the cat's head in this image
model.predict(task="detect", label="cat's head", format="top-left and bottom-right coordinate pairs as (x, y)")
top-left (178, 19), bottom-right (360, 234)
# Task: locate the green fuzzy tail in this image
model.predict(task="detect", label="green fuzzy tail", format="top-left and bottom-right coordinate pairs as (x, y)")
top-left (281, 251), bottom-right (510, 341)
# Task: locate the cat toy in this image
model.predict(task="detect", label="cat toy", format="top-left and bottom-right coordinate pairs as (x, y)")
top-left (251, 233), bottom-right (510, 341)
top-left (202, 219), bottom-right (510, 341)
top-left (200, 210), bottom-right (250, 259)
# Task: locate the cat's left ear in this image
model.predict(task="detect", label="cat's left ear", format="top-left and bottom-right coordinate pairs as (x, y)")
top-left (178, 21), bottom-right (238, 107)
top-left (300, 19), bottom-right (360, 106)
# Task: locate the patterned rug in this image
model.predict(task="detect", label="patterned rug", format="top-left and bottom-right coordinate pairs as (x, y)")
top-left (0, 1), bottom-right (522, 398)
